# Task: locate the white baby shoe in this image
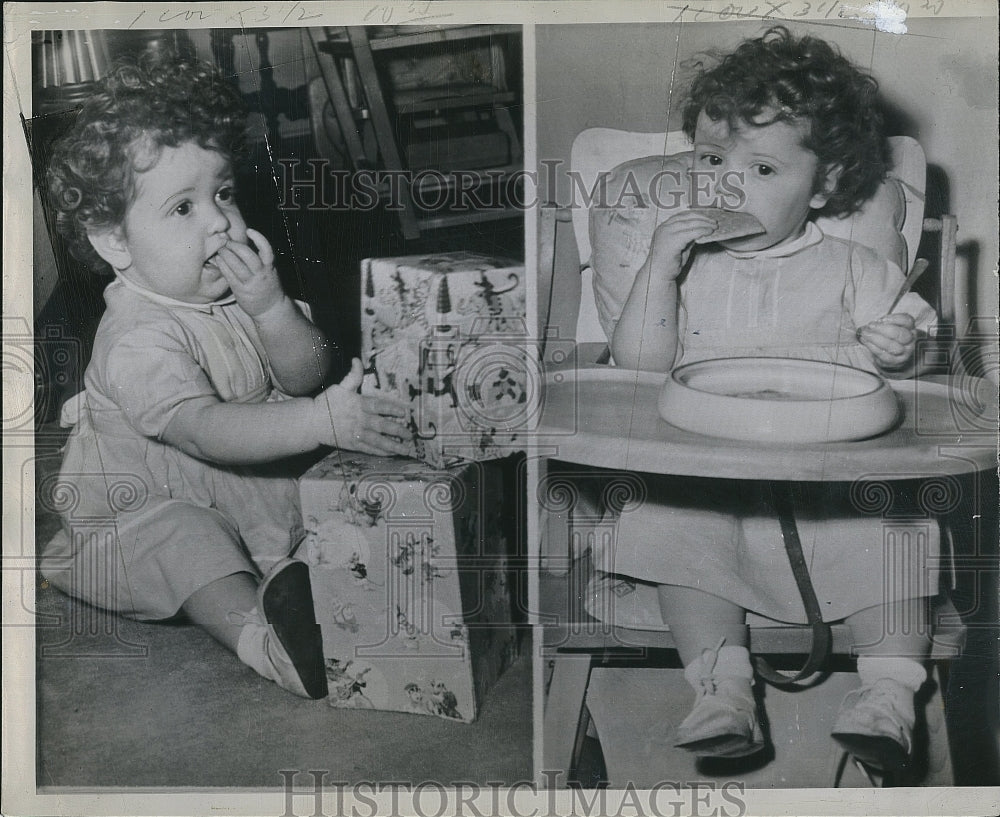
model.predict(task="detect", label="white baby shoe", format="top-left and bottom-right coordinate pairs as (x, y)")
top-left (831, 656), bottom-right (925, 770)
top-left (673, 641), bottom-right (765, 758)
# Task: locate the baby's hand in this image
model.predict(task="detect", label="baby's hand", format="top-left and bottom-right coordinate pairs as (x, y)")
top-left (314, 359), bottom-right (414, 457)
top-left (214, 228), bottom-right (284, 318)
top-left (648, 211), bottom-right (718, 278)
top-left (857, 313), bottom-right (917, 371)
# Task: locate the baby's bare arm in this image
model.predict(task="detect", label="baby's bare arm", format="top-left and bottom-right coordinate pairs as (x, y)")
top-left (611, 212), bottom-right (715, 371)
top-left (162, 395), bottom-right (330, 464)
top-left (215, 229), bottom-right (334, 394)
top-left (251, 296), bottom-right (335, 394)
top-left (161, 358), bottom-right (412, 465)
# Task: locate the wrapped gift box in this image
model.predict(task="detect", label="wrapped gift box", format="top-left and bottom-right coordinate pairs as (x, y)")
top-left (361, 252), bottom-right (533, 468)
top-left (299, 451), bottom-right (519, 722)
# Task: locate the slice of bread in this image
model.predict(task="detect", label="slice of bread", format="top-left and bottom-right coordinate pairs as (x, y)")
top-left (691, 208), bottom-right (766, 243)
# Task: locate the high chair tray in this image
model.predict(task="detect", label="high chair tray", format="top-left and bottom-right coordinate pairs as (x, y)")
top-left (539, 367), bottom-right (996, 480)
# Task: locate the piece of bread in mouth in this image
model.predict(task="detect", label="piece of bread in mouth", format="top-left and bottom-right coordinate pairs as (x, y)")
top-left (691, 207), bottom-right (766, 243)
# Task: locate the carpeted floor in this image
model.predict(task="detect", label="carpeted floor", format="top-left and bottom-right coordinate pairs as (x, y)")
top-left (33, 431), bottom-right (533, 789)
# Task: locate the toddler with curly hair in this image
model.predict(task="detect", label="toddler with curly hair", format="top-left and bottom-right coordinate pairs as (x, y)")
top-left (611, 27), bottom-right (937, 768)
top-left (41, 52), bottom-right (412, 700)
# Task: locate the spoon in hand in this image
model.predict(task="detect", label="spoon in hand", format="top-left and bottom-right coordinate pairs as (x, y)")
top-left (856, 258), bottom-right (929, 341)
top-left (887, 258), bottom-right (930, 314)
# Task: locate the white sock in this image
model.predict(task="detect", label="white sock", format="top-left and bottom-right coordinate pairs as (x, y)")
top-left (684, 643), bottom-right (753, 687)
top-left (234, 607), bottom-right (273, 678)
top-left (856, 655), bottom-right (927, 691)
top-left (715, 645), bottom-right (754, 679)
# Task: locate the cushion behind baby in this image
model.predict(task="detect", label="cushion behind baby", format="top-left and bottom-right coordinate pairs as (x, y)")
top-left (814, 175), bottom-right (908, 271)
top-left (589, 151), bottom-right (692, 342)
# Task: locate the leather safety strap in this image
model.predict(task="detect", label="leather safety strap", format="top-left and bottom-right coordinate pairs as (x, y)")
top-left (753, 483), bottom-right (833, 687)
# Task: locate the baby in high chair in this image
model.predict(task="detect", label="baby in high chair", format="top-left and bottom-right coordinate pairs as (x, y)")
top-left (41, 52), bottom-right (412, 700)
top-left (610, 27), bottom-right (937, 768)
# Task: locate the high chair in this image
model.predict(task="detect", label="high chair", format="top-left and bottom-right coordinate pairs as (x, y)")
top-left (538, 128), bottom-right (966, 787)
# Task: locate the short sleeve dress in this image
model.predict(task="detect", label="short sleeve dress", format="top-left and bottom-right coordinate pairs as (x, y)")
top-left (610, 224), bottom-right (942, 623)
top-left (41, 276), bottom-right (309, 620)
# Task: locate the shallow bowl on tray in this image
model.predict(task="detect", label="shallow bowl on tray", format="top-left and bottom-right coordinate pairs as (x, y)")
top-left (658, 357), bottom-right (901, 443)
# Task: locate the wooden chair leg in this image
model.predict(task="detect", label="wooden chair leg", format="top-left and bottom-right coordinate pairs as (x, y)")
top-left (494, 104), bottom-right (522, 163)
top-left (938, 214), bottom-right (958, 329)
top-left (538, 206), bottom-right (558, 363)
top-left (309, 29), bottom-right (370, 169)
top-left (543, 653), bottom-right (593, 786)
top-left (539, 458), bottom-right (573, 576)
top-left (346, 27), bottom-right (421, 240)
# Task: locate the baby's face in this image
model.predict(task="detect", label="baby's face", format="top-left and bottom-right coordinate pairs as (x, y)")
top-left (692, 111), bottom-right (835, 251)
top-left (115, 141), bottom-right (247, 302)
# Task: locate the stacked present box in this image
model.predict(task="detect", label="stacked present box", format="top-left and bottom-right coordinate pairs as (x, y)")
top-left (360, 251), bottom-right (531, 469)
top-left (299, 451), bottom-right (520, 722)
top-left (298, 251), bottom-right (529, 720)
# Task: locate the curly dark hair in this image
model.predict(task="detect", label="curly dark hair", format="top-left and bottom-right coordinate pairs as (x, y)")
top-left (681, 26), bottom-right (889, 217)
top-left (46, 50), bottom-right (247, 271)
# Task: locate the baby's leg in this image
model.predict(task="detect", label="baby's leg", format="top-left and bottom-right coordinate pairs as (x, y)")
top-left (657, 584), bottom-right (748, 666)
top-left (182, 572), bottom-right (259, 652)
top-left (155, 505), bottom-right (326, 699)
top-left (183, 562), bottom-right (327, 700)
top-left (846, 597), bottom-right (931, 660)
top-left (658, 584), bottom-right (762, 758)
top-left (833, 598), bottom-right (932, 769)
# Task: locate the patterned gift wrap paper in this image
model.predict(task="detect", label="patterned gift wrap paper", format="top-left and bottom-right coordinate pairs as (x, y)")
top-left (361, 251), bottom-right (526, 361)
top-left (298, 451), bottom-right (519, 722)
top-left (360, 252), bottom-right (531, 468)
top-left (366, 330), bottom-right (534, 468)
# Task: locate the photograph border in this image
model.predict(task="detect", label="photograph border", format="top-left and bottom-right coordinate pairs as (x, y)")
top-left (4, 1), bottom-right (999, 815)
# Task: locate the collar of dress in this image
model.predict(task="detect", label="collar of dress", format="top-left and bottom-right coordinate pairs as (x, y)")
top-left (723, 221), bottom-right (824, 260)
top-left (116, 274), bottom-right (237, 313)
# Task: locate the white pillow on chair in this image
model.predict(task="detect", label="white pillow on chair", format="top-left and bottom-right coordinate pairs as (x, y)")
top-left (815, 174), bottom-right (908, 271)
top-left (589, 151), bottom-right (692, 343)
